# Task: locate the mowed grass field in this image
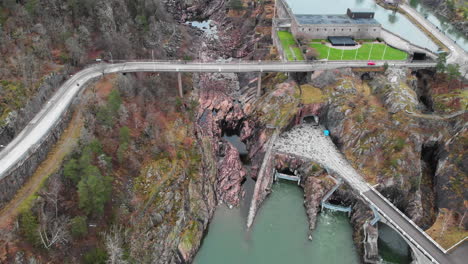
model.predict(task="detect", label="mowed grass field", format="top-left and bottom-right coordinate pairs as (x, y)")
top-left (310, 43), bottom-right (408, 61)
top-left (278, 31), bottom-right (304, 61)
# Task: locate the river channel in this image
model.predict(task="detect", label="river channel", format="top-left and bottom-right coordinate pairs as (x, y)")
top-left (194, 177), bottom-right (411, 263)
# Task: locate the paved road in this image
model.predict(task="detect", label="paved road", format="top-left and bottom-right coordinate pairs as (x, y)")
top-left (400, 3), bottom-right (468, 75)
top-left (0, 60), bottom-right (435, 179)
top-left (274, 124), bottom-right (463, 264)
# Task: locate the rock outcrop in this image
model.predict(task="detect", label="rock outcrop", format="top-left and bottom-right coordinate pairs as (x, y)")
top-left (303, 176), bottom-right (328, 236)
top-left (217, 141), bottom-right (247, 206)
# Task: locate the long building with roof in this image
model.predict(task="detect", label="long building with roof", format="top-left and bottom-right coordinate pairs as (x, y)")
top-left (292, 8), bottom-right (381, 40)
top-left (275, 0), bottom-right (382, 40)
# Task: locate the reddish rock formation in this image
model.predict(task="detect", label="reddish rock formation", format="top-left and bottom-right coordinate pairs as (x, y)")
top-left (303, 176), bottom-right (329, 236)
top-left (217, 142), bottom-right (247, 206)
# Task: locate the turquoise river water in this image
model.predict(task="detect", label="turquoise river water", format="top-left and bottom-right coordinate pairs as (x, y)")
top-left (194, 179), bottom-right (411, 264)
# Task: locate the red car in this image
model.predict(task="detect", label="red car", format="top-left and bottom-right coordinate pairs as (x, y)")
top-left (367, 61), bottom-right (376, 66)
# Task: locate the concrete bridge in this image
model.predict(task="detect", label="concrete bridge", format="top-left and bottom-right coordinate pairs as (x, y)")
top-left (273, 124), bottom-right (464, 264)
top-left (0, 60), bottom-right (436, 181)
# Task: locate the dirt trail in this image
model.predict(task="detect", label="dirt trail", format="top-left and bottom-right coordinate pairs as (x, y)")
top-left (0, 110), bottom-right (83, 230)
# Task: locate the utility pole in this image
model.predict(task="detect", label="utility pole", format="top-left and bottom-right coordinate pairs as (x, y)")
top-left (109, 52), bottom-right (113, 64)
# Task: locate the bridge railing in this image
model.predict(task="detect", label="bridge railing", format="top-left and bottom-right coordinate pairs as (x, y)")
top-left (364, 183), bottom-right (448, 254)
top-left (360, 189), bottom-right (440, 264)
top-left (91, 59), bottom-right (436, 67)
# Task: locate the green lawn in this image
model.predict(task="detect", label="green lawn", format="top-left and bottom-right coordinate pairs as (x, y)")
top-left (277, 31), bottom-right (304, 61)
top-left (310, 43), bottom-right (408, 61)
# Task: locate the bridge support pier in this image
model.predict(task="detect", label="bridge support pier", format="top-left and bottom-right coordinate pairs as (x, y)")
top-left (257, 72), bottom-right (262, 97)
top-left (177, 72), bottom-right (183, 97)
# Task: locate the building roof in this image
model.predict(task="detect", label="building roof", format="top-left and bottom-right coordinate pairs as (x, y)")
top-left (295, 14), bottom-right (380, 25)
top-left (328, 36), bottom-right (356, 46)
top-left (347, 8), bottom-right (375, 13)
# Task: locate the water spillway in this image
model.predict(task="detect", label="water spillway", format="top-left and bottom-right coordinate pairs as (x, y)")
top-left (193, 181), bottom-right (361, 264)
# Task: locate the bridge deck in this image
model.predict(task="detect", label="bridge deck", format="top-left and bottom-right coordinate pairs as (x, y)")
top-left (364, 189), bottom-right (455, 264)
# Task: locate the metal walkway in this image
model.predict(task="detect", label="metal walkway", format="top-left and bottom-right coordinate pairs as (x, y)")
top-left (321, 177), bottom-right (352, 215)
top-left (274, 170), bottom-right (301, 185)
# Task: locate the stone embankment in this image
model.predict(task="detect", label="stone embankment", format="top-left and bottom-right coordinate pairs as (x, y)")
top-left (0, 72), bottom-right (67, 146)
top-left (0, 78), bottom-right (94, 209)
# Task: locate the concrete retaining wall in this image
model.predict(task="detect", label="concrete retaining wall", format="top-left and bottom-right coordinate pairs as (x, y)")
top-left (272, 26), bottom-right (286, 61)
top-left (0, 78), bottom-right (95, 210)
top-left (0, 72), bottom-right (67, 146)
top-left (293, 24), bottom-right (381, 40)
top-left (380, 28), bottom-right (437, 59)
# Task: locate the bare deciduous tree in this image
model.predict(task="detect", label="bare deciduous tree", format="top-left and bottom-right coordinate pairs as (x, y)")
top-left (37, 177), bottom-right (70, 249)
top-left (38, 215), bottom-right (70, 249)
top-left (65, 36), bottom-right (85, 66)
top-left (105, 225), bottom-right (128, 264)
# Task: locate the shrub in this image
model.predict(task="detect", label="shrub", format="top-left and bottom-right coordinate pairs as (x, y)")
top-left (311, 164), bottom-right (319, 172)
top-left (70, 216), bottom-right (88, 238)
top-left (393, 137), bottom-right (405, 152)
top-left (83, 248), bottom-right (108, 264)
top-left (64, 158), bottom-right (81, 184)
top-left (19, 211), bottom-right (40, 246)
top-left (25, 0), bottom-right (39, 16)
top-left (229, 0), bottom-right (243, 10)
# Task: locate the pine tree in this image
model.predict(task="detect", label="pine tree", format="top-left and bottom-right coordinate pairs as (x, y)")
top-left (77, 165), bottom-right (112, 215)
top-left (436, 52), bottom-right (447, 73)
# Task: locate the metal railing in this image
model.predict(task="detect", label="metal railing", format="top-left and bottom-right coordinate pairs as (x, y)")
top-left (359, 189), bottom-right (440, 263)
top-left (364, 183), bottom-right (447, 253)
